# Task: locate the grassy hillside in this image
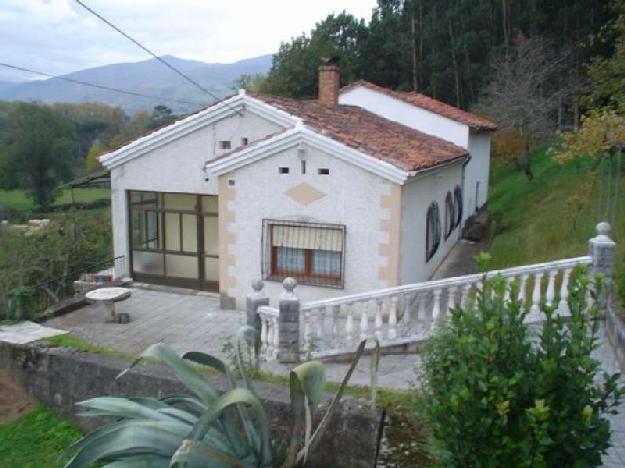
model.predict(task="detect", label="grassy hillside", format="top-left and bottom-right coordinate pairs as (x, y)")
top-left (0, 188), bottom-right (109, 212)
top-left (0, 407), bottom-right (81, 467)
top-left (487, 149), bottom-right (624, 290)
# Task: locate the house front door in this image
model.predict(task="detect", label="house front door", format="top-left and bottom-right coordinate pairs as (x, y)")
top-left (128, 191), bottom-right (219, 291)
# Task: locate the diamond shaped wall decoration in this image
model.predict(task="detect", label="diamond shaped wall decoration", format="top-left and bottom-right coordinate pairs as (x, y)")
top-left (284, 182), bottom-right (326, 205)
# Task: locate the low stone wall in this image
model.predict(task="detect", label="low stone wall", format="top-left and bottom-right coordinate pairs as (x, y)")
top-left (0, 342), bottom-right (383, 468)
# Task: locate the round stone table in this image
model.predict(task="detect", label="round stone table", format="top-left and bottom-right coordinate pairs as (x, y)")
top-left (86, 287), bottom-right (132, 322)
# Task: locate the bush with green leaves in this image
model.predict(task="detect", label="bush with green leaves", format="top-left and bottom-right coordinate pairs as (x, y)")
top-left (0, 210), bottom-right (112, 320)
top-left (421, 266), bottom-right (623, 467)
top-left (60, 329), bottom-right (379, 467)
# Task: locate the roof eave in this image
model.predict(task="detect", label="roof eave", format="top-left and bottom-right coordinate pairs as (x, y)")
top-left (206, 125), bottom-right (410, 185)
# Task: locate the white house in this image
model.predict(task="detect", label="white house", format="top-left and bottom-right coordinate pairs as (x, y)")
top-left (99, 64), bottom-right (496, 309)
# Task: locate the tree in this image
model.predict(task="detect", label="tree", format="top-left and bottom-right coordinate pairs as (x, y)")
top-left (473, 35), bottom-right (569, 178)
top-left (231, 74), bottom-right (266, 93)
top-left (3, 103), bottom-right (75, 210)
top-left (259, 12), bottom-right (368, 98)
top-left (148, 105), bottom-right (176, 129)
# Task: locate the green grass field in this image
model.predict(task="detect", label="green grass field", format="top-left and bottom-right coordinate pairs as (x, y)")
top-left (0, 407), bottom-right (82, 467)
top-left (487, 150), bottom-right (624, 270)
top-left (0, 188), bottom-right (110, 212)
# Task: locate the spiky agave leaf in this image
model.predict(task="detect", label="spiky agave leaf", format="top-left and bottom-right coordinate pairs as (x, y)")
top-left (100, 454), bottom-right (169, 467)
top-left (187, 387), bottom-right (272, 467)
top-left (294, 338), bottom-right (378, 466)
top-left (62, 420), bottom-right (191, 468)
top-left (284, 361), bottom-right (326, 466)
top-left (76, 397), bottom-right (193, 423)
top-left (117, 343), bottom-right (219, 405)
top-left (183, 348), bottom-right (263, 461)
top-left (170, 439), bottom-right (246, 467)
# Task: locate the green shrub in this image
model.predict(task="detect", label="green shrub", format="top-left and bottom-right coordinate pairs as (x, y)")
top-left (421, 268), bottom-right (623, 467)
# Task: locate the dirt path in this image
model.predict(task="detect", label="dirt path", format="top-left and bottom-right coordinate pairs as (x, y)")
top-left (0, 371), bottom-right (34, 425)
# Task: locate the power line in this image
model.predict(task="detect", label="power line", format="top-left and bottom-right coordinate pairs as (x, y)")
top-left (0, 61), bottom-right (203, 107)
top-left (74, 0), bottom-right (227, 105)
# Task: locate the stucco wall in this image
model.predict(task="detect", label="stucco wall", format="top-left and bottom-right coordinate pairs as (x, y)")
top-left (398, 161), bottom-right (464, 284)
top-left (339, 86), bottom-right (470, 148)
top-left (465, 130), bottom-right (491, 215)
top-left (225, 142), bottom-right (397, 308)
top-left (110, 109), bottom-right (283, 274)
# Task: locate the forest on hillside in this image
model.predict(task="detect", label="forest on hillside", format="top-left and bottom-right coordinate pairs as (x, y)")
top-left (258, 0), bottom-right (614, 109)
top-left (1, 0), bottom-right (624, 211)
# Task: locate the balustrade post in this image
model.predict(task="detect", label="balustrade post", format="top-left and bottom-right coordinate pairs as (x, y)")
top-left (446, 286), bottom-right (457, 314)
top-left (277, 277), bottom-right (300, 363)
top-left (557, 268), bottom-right (572, 316)
top-left (375, 298), bottom-right (384, 340)
top-left (246, 280), bottom-right (269, 359)
top-left (388, 296), bottom-right (398, 339)
top-left (360, 300), bottom-right (370, 340)
top-left (545, 270), bottom-right (557, 308)
top-left (346, 303), bottom-right (355, 345)
top-left (588, 222), bottom-right (616, 312)
top-left (431, 288), bottom-right (442, 327)
top-left (527, 272), bottom-right (544, 323)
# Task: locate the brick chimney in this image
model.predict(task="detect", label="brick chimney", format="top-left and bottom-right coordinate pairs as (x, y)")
top-left (318, 59), bottom-right (340, 107)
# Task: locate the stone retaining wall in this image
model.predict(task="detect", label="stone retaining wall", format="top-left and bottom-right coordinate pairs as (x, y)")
top-left (0, 342), bottom-right (383, 468)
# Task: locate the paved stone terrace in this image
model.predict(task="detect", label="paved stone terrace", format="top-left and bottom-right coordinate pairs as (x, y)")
top-left (45, 286), bottom-right (624, 465)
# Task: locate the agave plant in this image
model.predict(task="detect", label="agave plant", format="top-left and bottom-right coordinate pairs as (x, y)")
top-left (60, 328), bottom-right (379, 467)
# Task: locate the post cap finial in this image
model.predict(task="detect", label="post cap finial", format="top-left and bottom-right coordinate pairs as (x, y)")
top-left (252, 279), bottom-right (264, 292)
top-left (597, 222), bottom-right (611, 237)
top-left (283, 277), bottom-right (297, 292)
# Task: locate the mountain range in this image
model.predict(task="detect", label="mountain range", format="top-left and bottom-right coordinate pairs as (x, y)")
top-left (0, 54), bottom-right (273, 114)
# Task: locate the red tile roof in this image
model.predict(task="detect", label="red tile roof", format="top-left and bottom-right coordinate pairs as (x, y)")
top-left (341, 81), bottom-right (497, 131)
top-left (251, 94), bottom-right (468, 172)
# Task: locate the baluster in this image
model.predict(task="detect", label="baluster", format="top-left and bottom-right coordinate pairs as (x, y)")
top-left (518, 273), bottom-right (529, 308)
top-left (272, 317), bottom-right (279, 360)
top-left (446, 286), bottom-right (457, 313)
top-left (460, 282), bottom-right (472, 309)
top-left (528, 271), bottom-right (544, 322)
top-left (402, 293), bottom-right (412, 336)
top-left (260, 316), bottom-right (268, 357)
top-left (388, 296), bottom-right (398, 340)
top-left (375, 298), bottom-right (384, 341)
top-left (545, 269), bottom-right (557, 308)
top-left (316, 307), bottom-right (325, 351)
top-left (557, 268), bottom-right (572, 316)
top-left (417, 292), bottom-right (428, 332)
top-left (503, 276), bottom-right (513, 304)
top-left (303, 309), bottom-right (311, 351)
top-left (331, 305), bottom-right (339, 349)
top-left (265, 317), bottom-right (273, 358)
top-left (431, 288), bottom-right (442, 328)
top-left (360, 300), bottom-right (370, 340)
top-left (346, 303), bottom-right (355, 345)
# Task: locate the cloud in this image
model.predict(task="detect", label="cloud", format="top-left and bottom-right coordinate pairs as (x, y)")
top-left (0, 0), bottom-right (377, 81)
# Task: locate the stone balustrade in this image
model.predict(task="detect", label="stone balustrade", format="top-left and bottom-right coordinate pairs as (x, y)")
top-left (247, 223), bottom-right (615, 363)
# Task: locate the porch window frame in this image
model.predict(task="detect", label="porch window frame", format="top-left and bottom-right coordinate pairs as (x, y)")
top-left (262, 219), bottom-right (346, 289)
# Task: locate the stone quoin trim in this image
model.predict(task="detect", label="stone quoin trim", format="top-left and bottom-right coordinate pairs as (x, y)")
top-left (218, 174), bottom-right (237, 308)
top-left (378, 182), bottom-right (402, 286)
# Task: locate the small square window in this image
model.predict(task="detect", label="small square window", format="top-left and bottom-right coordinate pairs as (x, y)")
top-left (218, 140), bottom-right (231, 150)
top-left (279, 167), bottom-right (290, 174)
top-left (318, 168), bottom-right (330, 175)
top-left (241, 137), bottom-right (248, 146)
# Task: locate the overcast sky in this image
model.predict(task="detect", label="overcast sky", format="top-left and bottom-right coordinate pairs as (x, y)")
top-left (0, 0), bottom-right (378, 82)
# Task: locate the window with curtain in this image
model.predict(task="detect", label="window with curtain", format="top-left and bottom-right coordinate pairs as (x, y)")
top-left (453, 185), bottom-right (463, 228)
top-left (266, 221), bottom-right (345, 287)
top-left (426, 202), bottom-right (441, 262)
top-left (444, 191), bottom-right (454, 240)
